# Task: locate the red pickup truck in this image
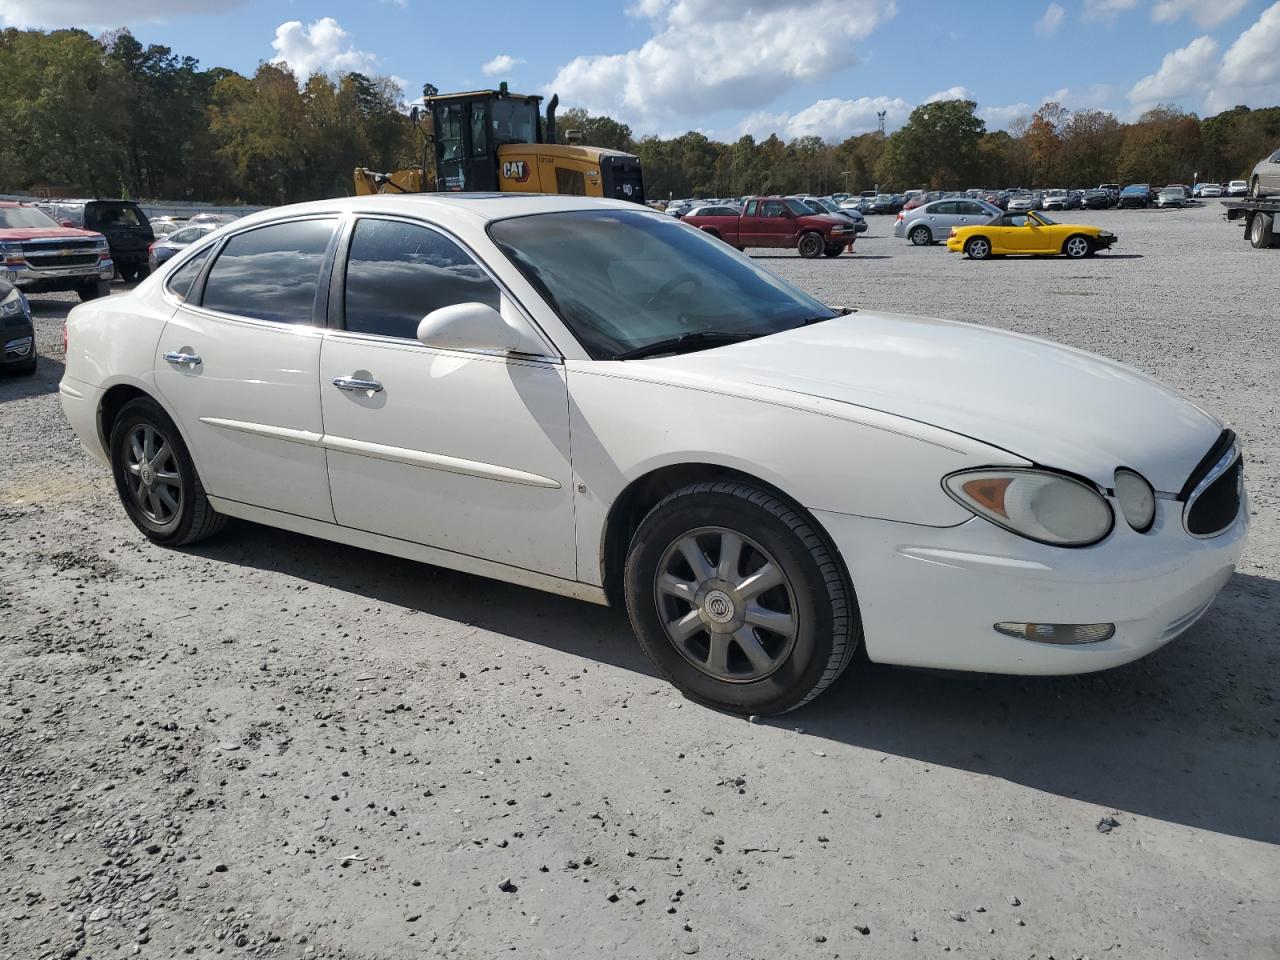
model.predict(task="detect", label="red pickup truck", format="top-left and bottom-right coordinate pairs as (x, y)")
top-left (681, 196), bottom-right (856, 258)
top-left (0, 202), bottom-right (114, 300)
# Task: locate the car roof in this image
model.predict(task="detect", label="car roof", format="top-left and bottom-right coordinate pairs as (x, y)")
top-left (221, 193), bottom-right (649, 232)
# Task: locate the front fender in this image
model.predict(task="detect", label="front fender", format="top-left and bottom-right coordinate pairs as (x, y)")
top-left (566, 364), bottom-right (1027, 585)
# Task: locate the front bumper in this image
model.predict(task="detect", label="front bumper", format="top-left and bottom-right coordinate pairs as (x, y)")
top-left (2, 314), bottom-right (35, 366)
top-left (814, 495), bottom-right (1247, 675)
top-left (5, 259), bottom-right (114, 292)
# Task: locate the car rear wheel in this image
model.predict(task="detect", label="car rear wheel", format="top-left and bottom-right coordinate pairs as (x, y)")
top-left (1063, 235), bottom-right (1091, 259)
top-left (797, 232), bottom-right (824, 259)
top-left (1251, 177), bottom-right (1264, 199)
top-left (109, 397), bottom-right (226, 546)
top-left (964, 237), bottom-right (991, 260)
top-left (624, 481), bottom-right (860, 715)
top-left (909, 225), bottom-right (932, 246)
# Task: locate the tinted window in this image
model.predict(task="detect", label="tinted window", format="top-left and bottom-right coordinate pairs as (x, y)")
top-left (761, 200), bottom-right (784, 217)
top-left (344, 219), bottom-right (500, 340)
top-left (170, 227), bottom-right (204, 244)
top-left (930, 201), bottom-right (958, 215)
top-left (166, 247), bottom-right (212, 301)
top-left (86, 204), bottom-right (144, 227)
top-left (959, 201), bottom-right (989, 215)
top-left (201, 219), bottom-right (334, 323)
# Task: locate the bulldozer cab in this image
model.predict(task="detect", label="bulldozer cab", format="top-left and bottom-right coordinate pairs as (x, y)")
top-left (429, 90), bottom-right (543, 192)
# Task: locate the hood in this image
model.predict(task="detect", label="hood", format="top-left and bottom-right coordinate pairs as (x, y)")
top-left (800, 213), bottom-right (848, 227)
top-left (640, 313), bottom-right (1221, 493)
top-left (0, 226), bottom-right (103, 242)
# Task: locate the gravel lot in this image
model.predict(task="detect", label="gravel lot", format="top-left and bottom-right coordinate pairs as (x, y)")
top-left (2, 202), bottom-right (1277, 960)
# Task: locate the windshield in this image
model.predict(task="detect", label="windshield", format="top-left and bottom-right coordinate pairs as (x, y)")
top-left (489, 210), bottom-right (837, 360)
top-left (0, 206), bottom-right (61, 229)
top-left (1032, 212), bottom-right (1058, 225)
top-left (490, 99), bottom-right (539, 146)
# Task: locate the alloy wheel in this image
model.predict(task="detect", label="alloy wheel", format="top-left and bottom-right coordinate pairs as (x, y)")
top-left (654, 526), bottom-right (798, 683)
top-left (1065, 237), bottom-right (1089, 258)
top-left (967, 238), bottom-right (989, 259)
top-left (124, 423), bottom-right (183, 525)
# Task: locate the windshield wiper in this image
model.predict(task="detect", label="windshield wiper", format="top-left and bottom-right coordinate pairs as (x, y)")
top-left (613, 331), bottom-right (761, 361)
top-left (799, 306), bottom-right (856, 326)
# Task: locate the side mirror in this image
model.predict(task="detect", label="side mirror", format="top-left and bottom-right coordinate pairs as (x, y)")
top-left (416, 301), bottom-right (527, 354)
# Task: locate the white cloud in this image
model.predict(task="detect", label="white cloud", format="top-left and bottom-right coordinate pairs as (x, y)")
top-left (482, 54), bottom-right (526, 77)
top-left (0, 0), bottom-right (243, 28)
top-left (1035, 2), bottom-right (1065, 35)
top-left (1209, 1), bottom-right (1280, 109)
top-left (739, 95), bottom-right (909, 142)
top-left (981, 103), bottom-right (1032, 131)
top-left (1082, 0), bottom-right (1140, 22)
top-left (548, 0), bottom-right (897, 131)
top-left (924, 85), bottom-right (975, 103)
top-left (1151, 0), bottom-right (1246, 27)
top-left (1128, 35), bottom-right (1219, 104)
top-left (271, 18), bottom-right (378, 79)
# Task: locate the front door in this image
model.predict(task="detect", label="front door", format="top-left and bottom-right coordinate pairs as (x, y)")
top-left (319, 216), bottom-right (577, 579)
top-left (154, 217), bottom-right (339, 521)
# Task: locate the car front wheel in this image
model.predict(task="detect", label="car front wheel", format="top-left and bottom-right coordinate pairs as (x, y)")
top-left (624, 481), bottom-right (860, 714)
top-left (797, 232), bottom-right (824, 259)
top-left (110, 397), bottom-right (226, 546)
top-left (1063, 235), bottom-right (1091, 259)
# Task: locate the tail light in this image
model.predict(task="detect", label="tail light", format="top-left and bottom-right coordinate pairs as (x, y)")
top-left (895, 212), bottom-right (904, 221)
top-left (62, 322), bottom-right (68, 355)
top-left (950, 227), bottom-right (957, 237)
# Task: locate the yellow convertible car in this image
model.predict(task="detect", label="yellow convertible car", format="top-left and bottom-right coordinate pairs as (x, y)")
top-left (947, 210), bottom-right (1117, 259)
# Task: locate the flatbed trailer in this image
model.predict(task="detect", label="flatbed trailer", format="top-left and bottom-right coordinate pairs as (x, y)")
top-left (1221, 198), bottom-right (1280, 248)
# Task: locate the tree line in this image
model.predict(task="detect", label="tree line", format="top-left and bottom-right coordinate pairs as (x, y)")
top-left (1, 27), bottom-right (1277, 205)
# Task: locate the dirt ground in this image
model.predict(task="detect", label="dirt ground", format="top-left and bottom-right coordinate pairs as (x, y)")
top-left (2, 202), bottom-right (1277, 960)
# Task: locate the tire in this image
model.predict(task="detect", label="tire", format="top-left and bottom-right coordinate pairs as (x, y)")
top-left (822, 244), bottom-right (843, 258)
top-left (109, 397), bottom-right (226, 546)
top-left (1251, 177), bottom-right (1264, 199)
top-left (1062, 234), bottom-right (1091, 259)
top-left (1249, 211), bottom-right (1274, 249)
top-left (908, 225), bottom-right (932, 246)
top-left (624, 481), bottom-right (860, 715)
top-left (964, 236), bottom-right (991, 260)
top-left (797, 232), bottom-right (824, 259)
top-left (77, 280), bottom-right (110, 301)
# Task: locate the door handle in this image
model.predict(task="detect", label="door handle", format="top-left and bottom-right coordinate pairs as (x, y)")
top-left (332, 376), bottom-right (383, 393)
top-left (163, 351), bottom-right (201, 367)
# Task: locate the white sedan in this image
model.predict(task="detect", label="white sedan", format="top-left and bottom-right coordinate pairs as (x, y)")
top-left (59, 195), bottom-right (1248, 714)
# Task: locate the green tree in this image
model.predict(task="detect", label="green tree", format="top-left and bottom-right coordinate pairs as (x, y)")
top-left (876, 99), bottom-right (985, 189)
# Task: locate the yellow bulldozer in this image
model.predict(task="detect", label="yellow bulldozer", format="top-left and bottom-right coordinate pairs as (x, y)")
top-left (354, 86), bottom-right (646, 204)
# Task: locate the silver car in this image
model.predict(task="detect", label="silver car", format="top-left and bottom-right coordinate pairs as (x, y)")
top-left (1250, 148), bottom-right (1280, 198)
top-left (1006, 192), bottom-right (1037, 213)
top-left (894, 198), bottom-right (1001, 245)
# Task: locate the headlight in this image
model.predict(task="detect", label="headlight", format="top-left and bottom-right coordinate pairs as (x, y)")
top-left (1113, 468), bottom-right (1155, 532)
top-left (93, 236), bottom-right (110, 250)
top-left (943, 468), bottom-right (1113, 546)
top-left (0, 287), bottom-right (25, 317)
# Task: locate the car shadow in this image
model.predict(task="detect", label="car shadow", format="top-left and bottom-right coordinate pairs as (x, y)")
top-left (190, 521), bottom-right (1279, 845)
top-left (0, 354), bottom-right (64, 402)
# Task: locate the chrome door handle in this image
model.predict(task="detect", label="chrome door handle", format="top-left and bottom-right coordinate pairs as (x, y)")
top-left (332, 376), bottom-right (383, 393)
top-left (163, 351), bottom-right (201, 366)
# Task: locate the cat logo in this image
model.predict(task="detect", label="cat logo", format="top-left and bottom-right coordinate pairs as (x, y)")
top-left (502, 160), bottom-right (531, 183)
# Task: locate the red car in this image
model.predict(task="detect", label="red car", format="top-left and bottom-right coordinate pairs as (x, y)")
top-left (681, 196), bottom-right (855, 258)
top-left (0, 202), bottom-right (114, 301)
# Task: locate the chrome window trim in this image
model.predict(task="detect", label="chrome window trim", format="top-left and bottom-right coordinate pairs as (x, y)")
top-left (161, 213), bottom-right (340, 310)
top-left (334, 212), bottom-right (562, 364)
top-left (1183, 443), bottom-right (1242, 539)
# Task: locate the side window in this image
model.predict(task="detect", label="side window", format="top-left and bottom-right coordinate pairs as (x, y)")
top-left (165, 247), bottom-right (212, 301)
top-left (470, 102), bottom-right (488, 158)
top-left (960, 201), bottom-right (987, 216)
top-left (343, 219), bottom-right (501, 340)
top-left (200, 219), bottom-right (335, 324)
top-left (555, 167), bottom-right (587, 196)
top-left (761, 200), bottom-right (784, 217)
top-left (745, 200), bottom-right (758, 216)
top-left (438, 104), bottom-right (464, 162)
top-left (931, 201), bottom-right (958, 215)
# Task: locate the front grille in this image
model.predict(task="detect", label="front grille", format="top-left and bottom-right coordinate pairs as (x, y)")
top-left (25, 253), bottom-right (99, 269)
top-left (1181, 430), bottom-right (1243, 537)
top-left (22, 238), bottom-right (99, 253)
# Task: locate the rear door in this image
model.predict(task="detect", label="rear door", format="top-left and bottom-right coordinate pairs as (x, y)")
top-left (154, 216), bottom-right (338, 521)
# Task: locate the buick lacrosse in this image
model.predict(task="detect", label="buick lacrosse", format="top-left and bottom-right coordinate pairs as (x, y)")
top-left (60, 195), bottom-right (1247, 714)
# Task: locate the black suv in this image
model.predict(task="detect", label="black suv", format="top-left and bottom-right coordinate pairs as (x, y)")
top-left (0, 278), bottom-right (36, 376)
top-left (38, 199), bottom-right (155, 281)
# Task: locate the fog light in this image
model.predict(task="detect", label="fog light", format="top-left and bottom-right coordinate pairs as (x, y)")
top-left (4, 336), bottom-right (33, 357)
top-left (994, 622), bottom-right (1115, 644)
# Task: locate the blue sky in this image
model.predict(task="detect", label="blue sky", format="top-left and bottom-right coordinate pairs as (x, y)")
top-left (5, 1), bottom-right (1279, 140)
